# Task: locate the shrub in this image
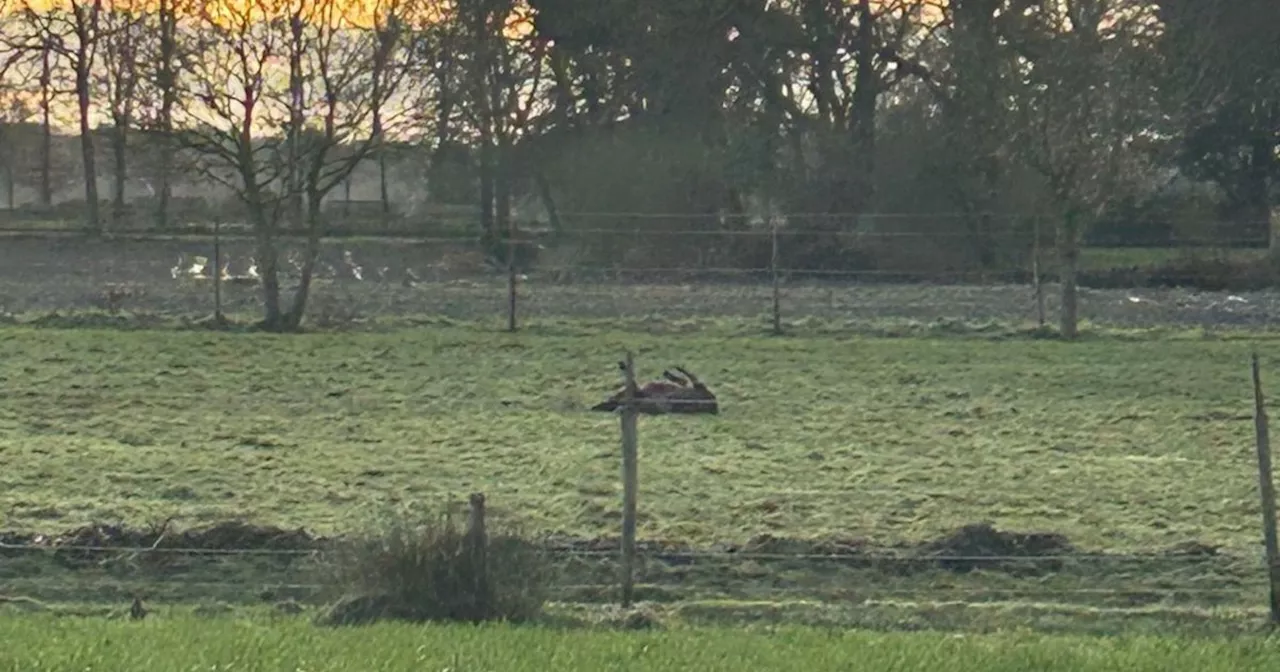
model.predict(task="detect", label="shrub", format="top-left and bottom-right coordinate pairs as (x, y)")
top-left (1153, 251), bottom-right (1277, 291)
top-left (315, 504), bottom-right (551, 627)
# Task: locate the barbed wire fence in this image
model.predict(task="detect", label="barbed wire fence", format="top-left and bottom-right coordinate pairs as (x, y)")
top-left (0, 500), bottom-right (1270, 623)
top-left (0, 210), bottom-right (1274, 334)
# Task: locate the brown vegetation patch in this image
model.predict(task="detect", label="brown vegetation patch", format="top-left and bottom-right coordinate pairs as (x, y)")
top-left (918, 523), bottom-right (1074, 573)
top-left (0, 521), bottom-right (323, 567)
top-left (0, 520), bottom-right (1217, 580)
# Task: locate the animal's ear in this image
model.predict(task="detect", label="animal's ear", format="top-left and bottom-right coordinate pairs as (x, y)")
top-left (674, 366), bottom-right (703, 386)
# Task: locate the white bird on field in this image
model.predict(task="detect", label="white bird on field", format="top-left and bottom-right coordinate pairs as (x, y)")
top-left (343, 250), bottom-right (363, 281)
top-left (172, 255), bottom-right (209, 280)
top-left (220, 257), bottom-right (261, 286)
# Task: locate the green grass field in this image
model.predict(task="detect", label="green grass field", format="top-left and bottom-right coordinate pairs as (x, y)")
top-left (0, 616), bottom-right (1276, 672)
top-left (0, 324), bottom-right (1269, 548)
top-left (1, 322), bottom-right (1278, 634)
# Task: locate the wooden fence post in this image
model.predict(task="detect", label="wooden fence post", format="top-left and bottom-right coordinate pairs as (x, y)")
top-left (619, 351), bottom-right (639, 608)
top-left (770, 216), bottom-right (783, 336)
top-left (466, 492), bottom-right (489, 620)
top-left (1250, 353), bottom-right (1280, 624)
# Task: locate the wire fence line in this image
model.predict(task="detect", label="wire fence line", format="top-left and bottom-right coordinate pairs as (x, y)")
top-left (1, 541), bottom-right (1263, 617)
top-left (0, 223), bottom-right (1272, 332)
top-left (0, 543), bottom-right (1245, 564)
top-left (0, 486), bottom-right (1265, 615)
top-left (0, 226), bottom-right (1268, 243)
top-left (0, 205), bottom-right (1271, 228)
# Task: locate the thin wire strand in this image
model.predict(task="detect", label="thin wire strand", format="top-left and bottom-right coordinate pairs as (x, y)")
top-left (0, 543), bottom-right (1252, 564)
top-left (0, 223), bottom-right (1270, 245)
top-left (1, 579), bottom-right (1254, 599)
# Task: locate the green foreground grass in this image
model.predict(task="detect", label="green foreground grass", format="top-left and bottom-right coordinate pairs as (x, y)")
top-left (0, 323), bottom-right (1272, 551)
top-left (0, 616), bottom-right (1277, 672)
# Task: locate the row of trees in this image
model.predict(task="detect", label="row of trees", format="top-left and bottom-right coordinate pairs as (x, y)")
top-left (0, 0), bottom-right (1277, 336)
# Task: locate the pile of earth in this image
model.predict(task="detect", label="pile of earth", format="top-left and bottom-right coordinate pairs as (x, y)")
top-left (0, 521), bottom-right (323, 568)
top-left (1, 520), bottom-right (1220, 576)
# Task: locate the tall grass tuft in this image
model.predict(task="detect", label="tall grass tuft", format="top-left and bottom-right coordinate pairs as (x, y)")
top-left (315, 505), bottom-right (551, 626)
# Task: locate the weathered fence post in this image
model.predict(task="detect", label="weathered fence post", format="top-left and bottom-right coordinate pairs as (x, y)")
top-left (1250, 353), bottom-right (1280, 624)
top-left (770, 216), bottom-right (783, 336)
top-left (619, 351), bottom-right (640, 607)
top-left (466, 492), bottom-right (489, 619)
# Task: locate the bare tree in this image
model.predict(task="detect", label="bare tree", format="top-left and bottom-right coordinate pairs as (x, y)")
top-left (17, 0), bottom-right (103, 231)
top-left (97, 0), bottom-right (145, 224)
top-left (455, 0), bottom-right (546, 254)
top-left (176, 0), bottom-right (413, 331)
top-left (369, 0), bottom-right (406, 217)
top-left (1, 8), bottom-right (58, 207)
top-left (176, 0), bottom-right (290, 324)
top-left (135, 0), bottom-right (190, 228)
top-left (282, 0), bottom-right (414, 328)
top-left (1005, 0), bottom-right (1157, 339)
top-left (0, 8), bottom-right (32, 209)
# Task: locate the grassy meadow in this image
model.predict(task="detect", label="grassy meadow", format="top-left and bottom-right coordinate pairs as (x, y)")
top-left (1, 321), bottom-right (1279, 634)
top-left (0, 615), bottom-right (1277, 672)
top-left (0, 323), bottom-right (1270, 549)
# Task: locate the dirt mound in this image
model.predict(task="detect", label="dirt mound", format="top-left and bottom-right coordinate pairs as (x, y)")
top-left (1164, 540), bottom-right (1219, 557)
top-left (1, 521), bottom-right (323, 567)
top-left (724, 534), bottom-right (870, 557)
top-left (171, 521), bottom-right (319, 551)
top-left (918, 523), bottom-right (1074, 573)
top-left (541, 535), bottom-right (695, 556)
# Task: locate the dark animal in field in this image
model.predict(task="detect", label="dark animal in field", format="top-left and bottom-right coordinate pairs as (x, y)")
top-left (590, 364), bottom-right (719, 415)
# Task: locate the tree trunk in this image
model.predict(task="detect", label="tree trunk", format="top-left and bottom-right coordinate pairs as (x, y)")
top-left (847, 0), bottom-right (878, 218)
top-left (256, 234), bottom-right (283, 330)
top-left (247, 195), bottom-right (283, 329)
top-left (495, 136), bottom-right (511, 240)
top-left (287, 19), bottom-right (305, 232)
top-left (1250, 138), bottom-right (1279, 254)
top-left (478, 135), bottom-right (495, 250)
top-left (284, 193), bottom-right (324, 330)
top-left (2, 161), bottom-right (13, 209)
top-left (1268, 207), bottom-right (1278, 253)
top-left (1058, 210), bottom-right (1081, 340)
top-left (156, 148), bottom-right (171, 228)
top-left (372, 105), bottom-right (390, 218)
top-left (39, 46), bottom-right (52, 208)
top-left (76, 67), bottom-right (101, 234)
top-left (378, 155), bottom-right (390, 218)
top-left (533, 172), bottom-right (561, 233)
top-left (112, 125), bottom-right (127, 224)
top-left (155, 0), bottom-right (176, 229)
